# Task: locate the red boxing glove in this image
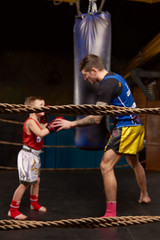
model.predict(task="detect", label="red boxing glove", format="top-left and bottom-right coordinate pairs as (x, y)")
top-left (39, 114), bottom-right (49, 124)
top-left (47, 116), bottom-right (64, 133)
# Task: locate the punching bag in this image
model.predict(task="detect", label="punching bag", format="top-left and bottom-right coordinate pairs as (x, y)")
top-left (73, 11), bottom-right (111, 150)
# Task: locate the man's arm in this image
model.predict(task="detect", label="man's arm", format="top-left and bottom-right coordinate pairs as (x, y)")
top-left (76, 101), bottom-right (107, 126)
top-left (52, 101), bottom-right (108, 131)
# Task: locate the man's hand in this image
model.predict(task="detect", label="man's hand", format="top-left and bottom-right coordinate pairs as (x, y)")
top-left (53, 115), bottom-right (103, 131)
top-left (47, 116), bottom-right (65, 133)
top-left (51, 118), bottom-right (74, 131)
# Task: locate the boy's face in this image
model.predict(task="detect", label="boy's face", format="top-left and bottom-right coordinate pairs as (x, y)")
top-left (32, 99), bottom-right (45, 117)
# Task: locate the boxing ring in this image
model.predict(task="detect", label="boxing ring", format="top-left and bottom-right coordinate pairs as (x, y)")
top-left (0, 104), bottom-right (160, 227)
top-left (0, 1), bottom-right (160, 238)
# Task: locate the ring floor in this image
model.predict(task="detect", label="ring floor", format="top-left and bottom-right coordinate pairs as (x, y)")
top-left (0, 168), bottom-right (160, 240)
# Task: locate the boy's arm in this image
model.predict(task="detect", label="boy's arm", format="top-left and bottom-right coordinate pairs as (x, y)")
top-left (27, 119), bottom-right (50, 137)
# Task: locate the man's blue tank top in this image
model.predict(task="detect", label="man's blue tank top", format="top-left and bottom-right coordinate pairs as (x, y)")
top-left (101, 74), bottom-right (142, 127)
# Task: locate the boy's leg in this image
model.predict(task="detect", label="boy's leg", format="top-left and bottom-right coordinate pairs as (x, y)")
top-left (30, 177), bottom-right (47, 212)
top-left (8, 184), bottom-right (28, 220)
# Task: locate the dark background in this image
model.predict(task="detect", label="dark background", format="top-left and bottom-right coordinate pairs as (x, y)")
top-left (0, 0), bottom-right (159, 55)
top-left (0, 0), bottom-right (159, 167)
top-left (0, 0), bottom-right (159, 104)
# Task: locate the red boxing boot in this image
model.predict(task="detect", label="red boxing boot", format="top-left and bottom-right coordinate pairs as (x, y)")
top-left (8, 200), bottom-right (27, 220)
top-left (102, 201), bottom-right (117, 217)
top-left (30, 195), bottom-right (47, 212)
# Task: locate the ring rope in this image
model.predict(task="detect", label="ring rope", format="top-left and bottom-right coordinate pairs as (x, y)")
top-left (0, 103), bottom-right (156, 229)
top-left (0, 118), bottom-right (23, 125)
top-left (0, 160), bottom-right (140, 171)
top-left (0, 103), bottom-right (159, 116)
top-left (0, 140), bottom-right (76, 148)
top-left (0, 216), bottom-right (160, 230)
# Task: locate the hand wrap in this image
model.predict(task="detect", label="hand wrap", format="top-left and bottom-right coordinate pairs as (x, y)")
top-left (47, 116), bottom-right (64, 133)
top-left (39, 114), bottom-right (49, 124)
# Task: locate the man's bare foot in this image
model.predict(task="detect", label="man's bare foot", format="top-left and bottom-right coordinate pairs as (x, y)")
top-left (138, 194), bottom-right (151, 204)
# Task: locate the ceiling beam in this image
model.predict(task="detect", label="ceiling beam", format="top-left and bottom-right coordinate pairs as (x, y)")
top-left (127, 0), bottom-right (160, 3)
top-left (123, 32), bottom-right (160, 79)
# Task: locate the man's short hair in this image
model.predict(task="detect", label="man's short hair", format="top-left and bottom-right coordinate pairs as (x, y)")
top-left (80, 54), bottom-right (104, 72)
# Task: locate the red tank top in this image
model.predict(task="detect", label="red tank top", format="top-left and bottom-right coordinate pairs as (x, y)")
top-left (23, 117), bottom-right (43, 150)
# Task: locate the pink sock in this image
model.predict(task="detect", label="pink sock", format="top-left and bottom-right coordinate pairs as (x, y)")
top-left (103, 201), bottom-right (117, 217)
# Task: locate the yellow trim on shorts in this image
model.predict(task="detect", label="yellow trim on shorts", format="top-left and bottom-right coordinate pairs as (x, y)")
top-left (119, 125), bottom-right (145, 155)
